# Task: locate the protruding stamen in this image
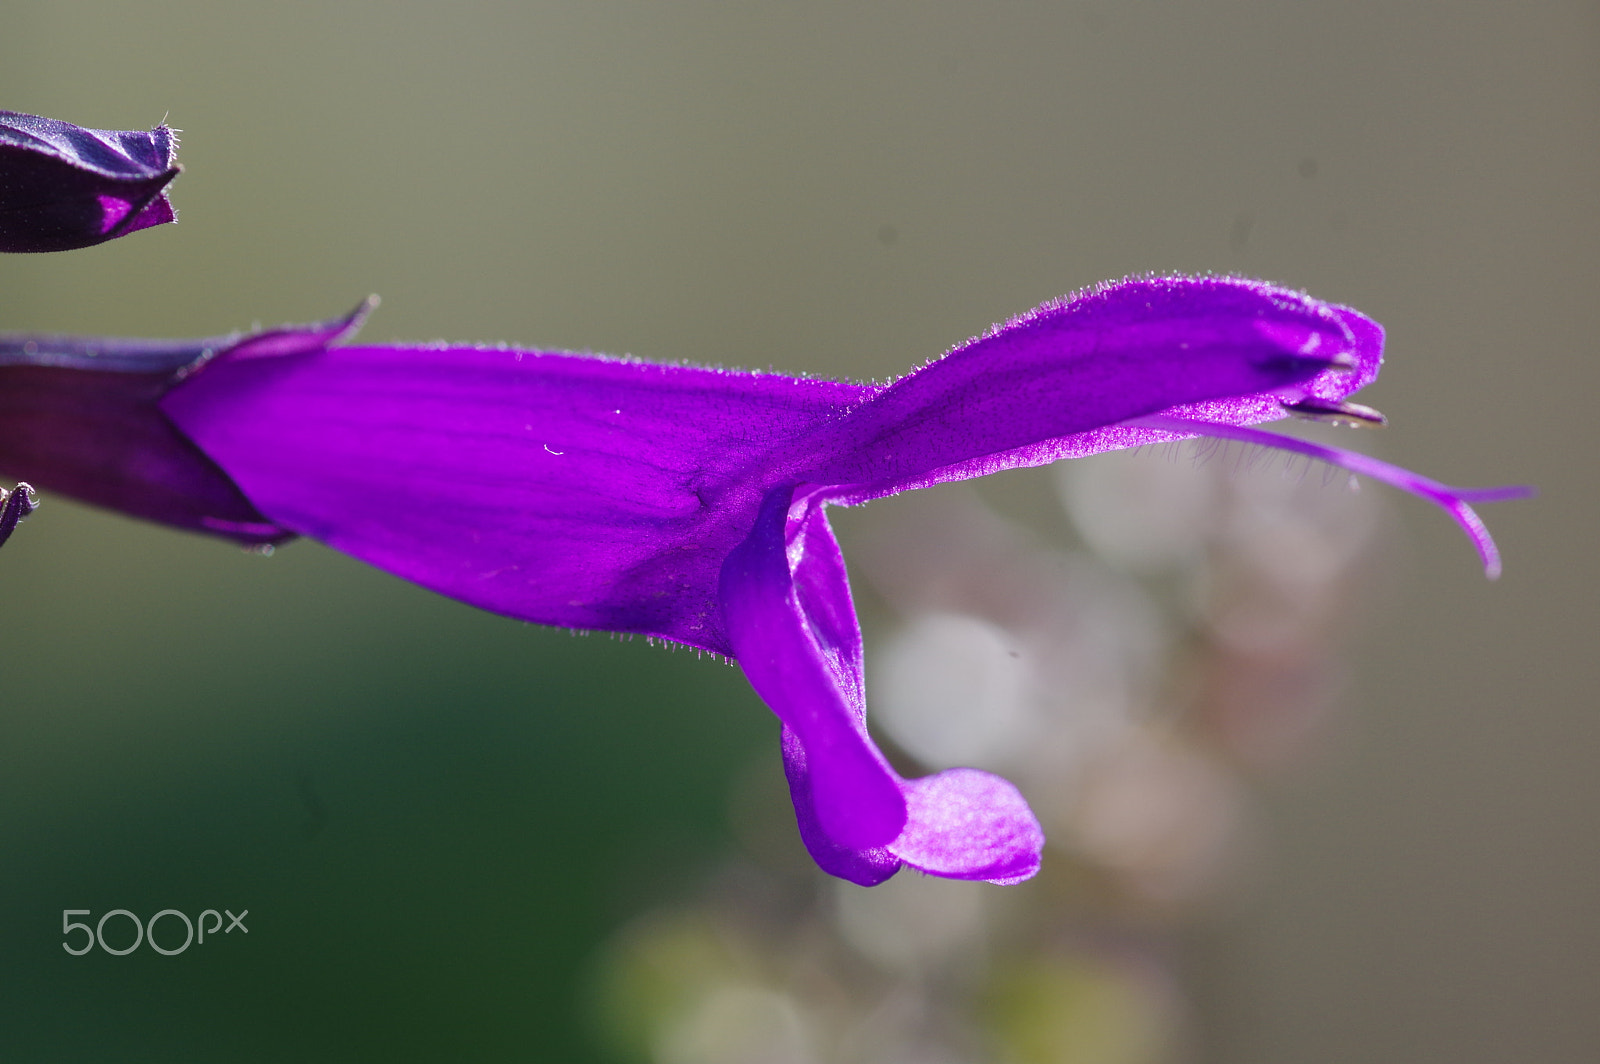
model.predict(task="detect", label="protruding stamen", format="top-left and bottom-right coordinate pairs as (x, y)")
top-left (1129, 415), bottom-right (1533, 579)
top-left (0, 482), bottom-right (38, 551)
top-left (1282, 397), bottom-right (1388, 427)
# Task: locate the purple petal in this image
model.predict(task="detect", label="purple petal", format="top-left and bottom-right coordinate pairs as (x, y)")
top-left (164, 327), bottom-right (873, 650)
top-left (720, 486), bottom-right (907, 850)
top-left (805, 277), bottom-right (1382, 503)
top-left (786, 491), bottom-right (867, 708)
top-left (780, 726), bottom-right (902, 886)
top-left (888, 768), bottom-right (1044, 884)
top-left (202, 298), bottom-right (376, 363)
top-left (0, 110), bottom-right (179, 253)
top-left (742, 489), bottom-right (1044, 883)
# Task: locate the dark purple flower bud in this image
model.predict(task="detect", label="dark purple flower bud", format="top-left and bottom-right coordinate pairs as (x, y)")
top-left (0, 110), bottom-right (179, 253)
top-left (0, 482), bottom-right (37, 551)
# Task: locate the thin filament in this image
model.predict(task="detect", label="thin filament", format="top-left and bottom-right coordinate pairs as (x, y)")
top-left (1130, 415), bottom-right (1533, 579)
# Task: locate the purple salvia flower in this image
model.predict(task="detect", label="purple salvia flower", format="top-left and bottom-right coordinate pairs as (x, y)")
top-left (0, 276), bottom-right (1529, 884)
top-left (0, 110), bottom-right (179, 253)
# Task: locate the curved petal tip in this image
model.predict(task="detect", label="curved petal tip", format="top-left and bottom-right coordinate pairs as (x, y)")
top-left (889, 768), bottom-right (1045, 884)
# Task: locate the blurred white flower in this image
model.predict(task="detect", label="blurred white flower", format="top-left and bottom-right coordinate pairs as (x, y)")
top-left (874, 613), bottom-right (1036, 769)
top-left (1057, 444), bottom-right (1218, 574)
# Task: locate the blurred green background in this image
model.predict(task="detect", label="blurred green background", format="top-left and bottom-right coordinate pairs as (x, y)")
top-left (1, 2), bottom-right (1594, 1061)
